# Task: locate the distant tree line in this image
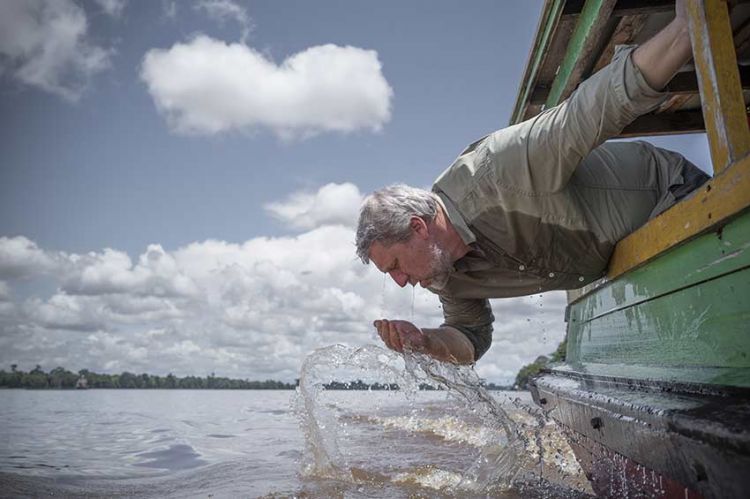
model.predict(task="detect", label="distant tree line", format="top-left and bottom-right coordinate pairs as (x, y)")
top-left (514, 338), bottom-right (567, 390)
top-left (0, 365), bottom-right (516, 391)
top-left (0, 365), bottom-right (297, 390)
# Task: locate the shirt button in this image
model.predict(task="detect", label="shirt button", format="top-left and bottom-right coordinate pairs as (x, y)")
top-left (518, 265), bottom-right (525, 271)
top-left (579, 276), bottom-right (585, 282)
top-left (548, 272), bottom-right (555, 278)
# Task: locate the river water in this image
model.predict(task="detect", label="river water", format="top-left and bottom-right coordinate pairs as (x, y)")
top-left (0, 347), bottom-right (592, 498)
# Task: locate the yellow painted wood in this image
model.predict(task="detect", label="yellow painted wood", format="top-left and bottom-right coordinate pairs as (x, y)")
top-left (686, 0), bottom-right (750, 173)
top-left (606, 153), bottom-right (750, 279)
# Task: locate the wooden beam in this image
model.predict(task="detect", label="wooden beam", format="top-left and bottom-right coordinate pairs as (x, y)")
top-left (687, 0), bottom-right (750, 173)
top-left (565, 0), bottom-right (750, 17)
top-left (510, 0), bottom-right (566, 125)
top-left (528, 66), bottom-right (750, 104)
top-left (563, 0), bottom-right (673, 17)
top-left (592, 14), bottom-right (648, 73)
top-left (546, 0), bottom-right (618, 107)
top-left (619, 110), bottom-right (706, 136)
top-left (666, 65), bottom-right (750, 93)
top-left (607, 152), bottom-right (750, 279)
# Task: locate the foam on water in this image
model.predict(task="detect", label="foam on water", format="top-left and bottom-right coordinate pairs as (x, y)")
top-left (294, 344), bottom-right (537, 493)
top-left (372, 415), bottom-right (505, 448)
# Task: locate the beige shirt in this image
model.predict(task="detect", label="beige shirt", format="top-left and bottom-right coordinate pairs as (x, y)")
top-left (429, 46), bottom-right (689, 356)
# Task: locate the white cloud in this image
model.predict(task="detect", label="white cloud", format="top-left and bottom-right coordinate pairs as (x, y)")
top-left (94, 0), bottom-right (127, 17)
top-left (0, 236), bottom-right (59, 279)
top-left (265, 182), bottom-right (363, 230)
top-left (0, 186), bottom-right (565, 383)
top-left (194, 0), bottom-right (251, 41)
top-left (140, 36), bottom-right (393, 138)
top-left (0, 0), bottom-right (112, 100)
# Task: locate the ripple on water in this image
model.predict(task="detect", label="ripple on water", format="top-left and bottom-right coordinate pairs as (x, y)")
top-left (135, 444), bottom-right (207, 471)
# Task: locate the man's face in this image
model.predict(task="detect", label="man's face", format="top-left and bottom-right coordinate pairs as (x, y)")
top-left (369, 233), bottom-right (453, 289)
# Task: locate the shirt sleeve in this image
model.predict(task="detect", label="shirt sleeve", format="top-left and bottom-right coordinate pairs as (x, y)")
top-left (486, 45), bottom-right (667, 194)
top-left (439, 294), bottom-right (495, 361)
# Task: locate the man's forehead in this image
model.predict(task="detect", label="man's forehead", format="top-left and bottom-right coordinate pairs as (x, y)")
top-left (368, 241), bottom-right (394, 271)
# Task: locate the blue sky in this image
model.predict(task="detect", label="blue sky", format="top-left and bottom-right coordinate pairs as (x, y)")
top-left (0, 0), bottom-right (710, 383)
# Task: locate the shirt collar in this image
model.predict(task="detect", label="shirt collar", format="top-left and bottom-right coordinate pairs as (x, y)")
top-left (433, 190), bottom-right (476, 246)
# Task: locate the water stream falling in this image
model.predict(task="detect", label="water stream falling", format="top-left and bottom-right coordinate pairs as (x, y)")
top-left (293, 344), bottom-right (586, 496)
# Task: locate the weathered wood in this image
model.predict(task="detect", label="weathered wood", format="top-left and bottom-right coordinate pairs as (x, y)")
top-left (656, 93), bottom-right (695, 113)
top-left (564, 0), bottom-right (750, 17)
top-left (529, 65), bottom-right (750, 105)
top-left (620, 109), bottom-right (705, 135)
top-left (591, 14), bottom-right (648, 73)
top-left (687, 0), bottom-right (750, 173)
top-left (510, 0), bottom-right (566, 125)
top-left (546, 0), bottom-right (618, 107)
top-left (563, 0), bottom-right (674, 17)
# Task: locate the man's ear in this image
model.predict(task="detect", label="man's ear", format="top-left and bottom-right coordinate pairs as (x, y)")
top-left (410, 216), bottom-right (429, 239)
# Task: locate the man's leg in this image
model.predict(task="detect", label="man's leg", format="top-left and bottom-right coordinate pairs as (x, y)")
top-left (669, 161), bottom-right (711, 202)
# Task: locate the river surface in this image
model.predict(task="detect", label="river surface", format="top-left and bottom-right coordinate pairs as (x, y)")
top-left (0, 349), bottom-right (593, 498)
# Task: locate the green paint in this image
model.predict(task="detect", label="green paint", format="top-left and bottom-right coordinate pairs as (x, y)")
top-left (565, 209), bottom-right (750, 387)
top-left (545, 0), bottom-right (610, 108)
top-left (510, 0), bottom-right (566, 124)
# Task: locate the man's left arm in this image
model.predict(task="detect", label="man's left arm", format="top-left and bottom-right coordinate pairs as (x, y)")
top-left (632, 0), bottom-right (691, 91)
top-left (482, 2), bottom-right (692, 195)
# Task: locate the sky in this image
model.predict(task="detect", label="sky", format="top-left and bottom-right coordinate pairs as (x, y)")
top-left (0, 0), bottom-right (712, 384)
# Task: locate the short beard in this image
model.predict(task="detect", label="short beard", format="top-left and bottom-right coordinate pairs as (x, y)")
top-left (426, 241), bottom-right (453, 290)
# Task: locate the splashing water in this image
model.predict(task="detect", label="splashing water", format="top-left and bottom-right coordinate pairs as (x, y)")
top-left (293, 344), bottom-right (554, 494)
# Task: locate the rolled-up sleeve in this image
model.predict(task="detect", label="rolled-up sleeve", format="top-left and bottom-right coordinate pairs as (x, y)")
top-left (439, 294), bottom-right (494, 361)
top-left (486, 45), bottom-right (667, 194)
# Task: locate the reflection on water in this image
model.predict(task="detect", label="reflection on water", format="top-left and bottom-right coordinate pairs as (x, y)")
top-left (0, 346), bottom-right (592, 498)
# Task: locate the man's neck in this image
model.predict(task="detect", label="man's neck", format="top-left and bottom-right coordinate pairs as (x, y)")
top-left (433, 205), bottom-right (471, 262)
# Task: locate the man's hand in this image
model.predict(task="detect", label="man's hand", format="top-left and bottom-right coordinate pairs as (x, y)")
top-left (373, 319), bottom-right (428, 354)
top-left (373, 320), bottom-right (476, 364)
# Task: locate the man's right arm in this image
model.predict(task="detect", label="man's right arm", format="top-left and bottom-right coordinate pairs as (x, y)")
top-left (373, 295), bottom-right (494, 364)
top-left (374, 319), bottom-right (476, 364)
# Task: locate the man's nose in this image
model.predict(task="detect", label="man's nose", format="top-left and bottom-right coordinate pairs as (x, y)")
top-left (389, 270), bottom-right (409, 288)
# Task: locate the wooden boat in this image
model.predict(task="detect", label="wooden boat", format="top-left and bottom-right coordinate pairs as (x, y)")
top-left (513, 1), bottom-right (750, 497)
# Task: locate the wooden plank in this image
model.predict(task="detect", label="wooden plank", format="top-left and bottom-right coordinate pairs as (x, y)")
top-left (545, 0), bottom-right (618, 108)
top-left (687, 0), bottom-right (750, 173)
top-left (564, 0), bottom-right (750, 17)
top-left (510, 0), bottom-right (566, 125)
top-left (576, 211), bottom-right (750, 324)
top-left (619, 109), bottom-right (705, 135)
top-left (591, 14), bottom-right (648, 73)
top-left (563, 0), bottom-right (674, 16)
top-left (606, 152), bottom-right (750, 279)
top-left (529, 66), bottom-right (750, 104)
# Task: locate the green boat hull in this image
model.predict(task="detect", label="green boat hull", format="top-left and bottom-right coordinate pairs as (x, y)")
top-left (530, 209), bottom-right (750, 498)
top-left (566, 208), bottom-right (750, 387)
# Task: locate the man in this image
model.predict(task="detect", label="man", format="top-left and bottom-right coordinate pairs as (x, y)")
top-left (356, 2), bottom-right (709, 364)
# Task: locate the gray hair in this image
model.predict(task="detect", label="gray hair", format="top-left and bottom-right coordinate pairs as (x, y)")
top-left (355, 183), bottom-right (439, 263)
